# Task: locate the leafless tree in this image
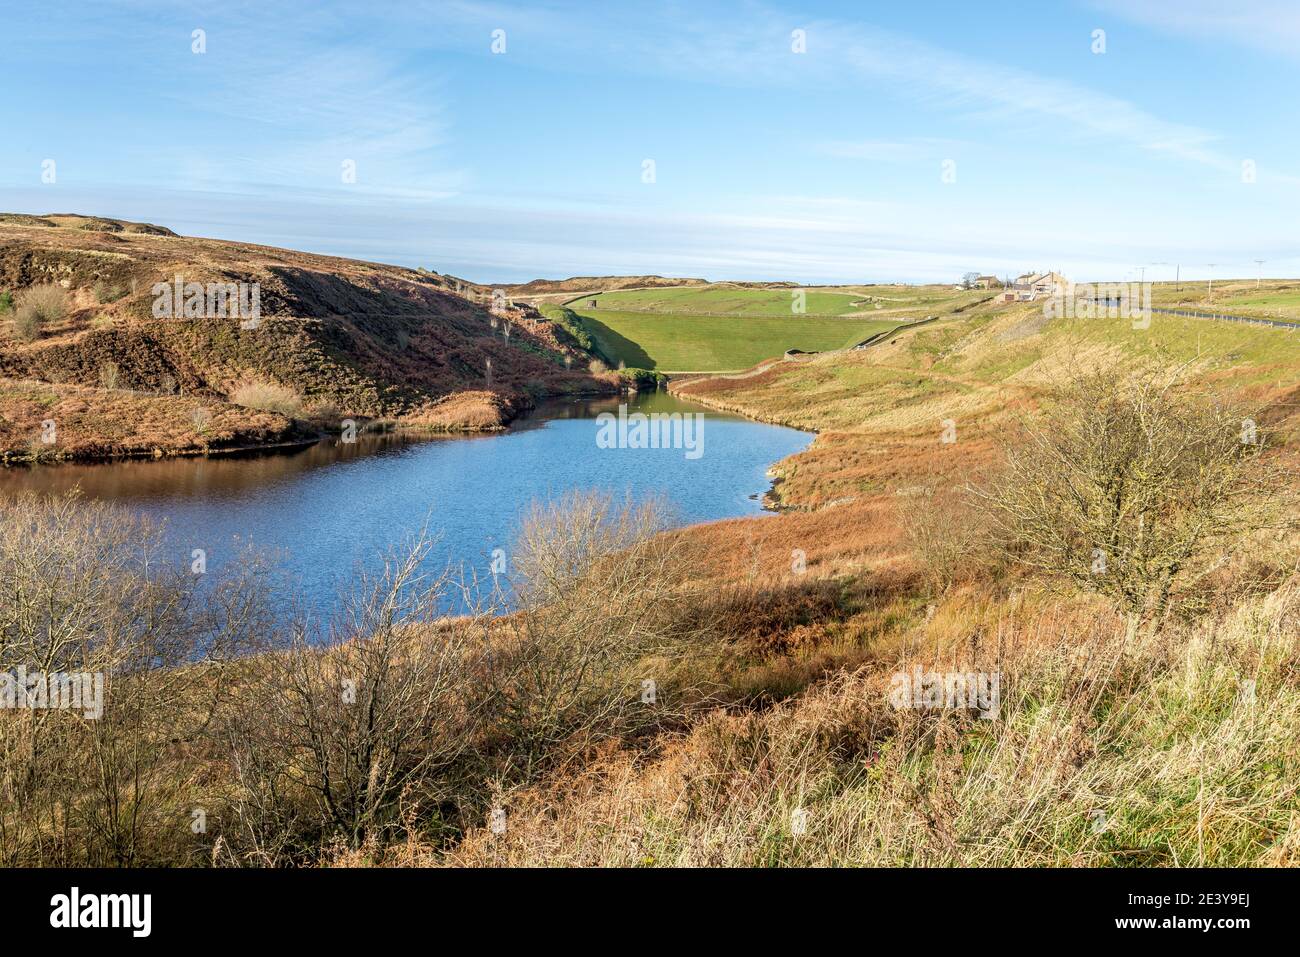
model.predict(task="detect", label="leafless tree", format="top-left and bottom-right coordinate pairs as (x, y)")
top-left (487, 491), bottom-right (711, 772)
top-left (0, 492), bottom-right (271, 865)
top-left (223, 537), bottom-right (492, 856)
top-left (971, 366), bottom-right (1289, 633)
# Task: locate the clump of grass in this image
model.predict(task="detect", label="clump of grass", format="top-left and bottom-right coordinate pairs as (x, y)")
top-left (92, 280), bottom-right (126, 304)
top-left (898, 484), bottom-right (990, 593)
top-left (0, 291), bottom-right (12, 314)
top-left (11, 283), bottom-right (68, 341)
top-left (99, 362), bottom-right (120, 390)
top-left (305, 399), bottom-right (342, 424)
top-left (229, 378), bottom-right (304, 418)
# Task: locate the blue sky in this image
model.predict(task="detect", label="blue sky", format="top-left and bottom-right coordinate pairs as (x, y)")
top-left (3, 0), bottom-right (1298, 284)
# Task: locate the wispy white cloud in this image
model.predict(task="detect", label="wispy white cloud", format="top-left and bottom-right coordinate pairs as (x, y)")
top-left (706, 13), bottom-right (1231, 169)
top-left (1089, 0), bottom-right (1300, 59)
top-left (168, 47), bottom-right (461, 197)
top-left (68, 2), bottom-right (463, 197)
top-left (835, 36), bottom-right (1226, 168)
top-left (439, 2), bottom-right (1254, 175)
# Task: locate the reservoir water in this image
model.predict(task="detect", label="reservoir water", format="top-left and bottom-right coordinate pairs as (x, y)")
top-left (0, 392), bottom-right (812, 613)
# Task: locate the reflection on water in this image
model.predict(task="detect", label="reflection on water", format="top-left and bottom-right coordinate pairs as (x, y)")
top-left (0, 392), bottom-right (812, 614)
top-left (0, 429), bottom-right (479, 503)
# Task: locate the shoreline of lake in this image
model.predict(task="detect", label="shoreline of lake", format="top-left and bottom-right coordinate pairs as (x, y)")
top-left (0, 385), bottom-right (639, 469)
top-left (0, 392), bottom-right (813, 614)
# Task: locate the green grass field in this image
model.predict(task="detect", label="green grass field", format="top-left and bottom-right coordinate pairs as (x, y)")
top-left (573, 284), bottom-right (989, 317)
top-left (565, 309), bottom-right (898, 371)
top-left (556, 284), bottom-right (994, 371)
top-left (573, 286), bottom-right (866, 317)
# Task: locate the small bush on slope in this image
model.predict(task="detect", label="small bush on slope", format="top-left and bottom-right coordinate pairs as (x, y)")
top-left (971, 365), bottom-right (1290, 634)
top-left (92, 280), bottom-right (126, 303)
top-left (230, 378), bottom-right (304, 418)
top-left (12, 283), bottom-right (68, 341)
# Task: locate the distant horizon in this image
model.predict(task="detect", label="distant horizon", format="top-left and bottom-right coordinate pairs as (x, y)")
top-left (2, 204), bottom-right (1285, 291)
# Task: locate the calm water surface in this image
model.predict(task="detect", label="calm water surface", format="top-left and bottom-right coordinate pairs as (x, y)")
top-left (0, 393), bottom-right (811, 613)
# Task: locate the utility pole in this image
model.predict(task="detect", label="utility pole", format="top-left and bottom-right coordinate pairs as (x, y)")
top-left (1255, 259), bottom-right (1266, 288)
top-left (1175, 263), bottom-right (1180, 291)
top-left (1206, 264), bottom-right (1217, 299)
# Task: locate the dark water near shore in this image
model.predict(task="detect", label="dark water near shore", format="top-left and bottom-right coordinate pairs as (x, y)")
top-left (0, 393), bottom-right (811, 614)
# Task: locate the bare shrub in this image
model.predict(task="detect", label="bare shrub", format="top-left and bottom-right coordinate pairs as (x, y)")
top-left (0, 492), bottom-right (273, 866)
top-left (220, 538), bottom-right (493, 859)
top-left (11, 284), bottom-right (68, 341)
top-left (11, 310), bottom-right (40, 342)
top-left (971, 366), bottom-right (1286, 631)
top-left (488, 491), bottom-right (711, 768)
top-left (588, 358), bottom-right (609, 374)
top-left (230, 379), bottom-right (303, 418)
top-left (897, 485), bottom-right (989, 592)
top-left (0, 490), bottom-right (721, 866)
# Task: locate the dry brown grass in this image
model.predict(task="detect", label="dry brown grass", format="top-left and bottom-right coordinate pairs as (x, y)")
top-left (0, 376), bottom-right (297, 462)
top-left (11, 283), bottom-right (67, 341)
top-left (0, 217), bottom-right (619, 449)
top-left (400, 390), bottom-right (520, 432)
top-left (229, 378), bottom-right (304, 418)
top-left (441, 581), bottom-right (1300, 867)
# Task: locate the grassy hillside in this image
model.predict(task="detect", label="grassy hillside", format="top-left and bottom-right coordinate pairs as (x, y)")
top-left (576, 285), bottom-right (861, 316)
top-left (503, 274), bottom-right (709, 300)
top-left (675, 298), bottom-right (1300, 504)
top-left (0, 215), bottom-right (617, 461)
top-left (0, 212), bottom-right (177, 235)
top-left (555, 283), bottom-right (991, 371)
top-left (574, 283), bottom-right (988, 316)
top-left (573, 309), bottom-right (899, 371)
top-left (437, 298), bottom-right (1300, 867)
